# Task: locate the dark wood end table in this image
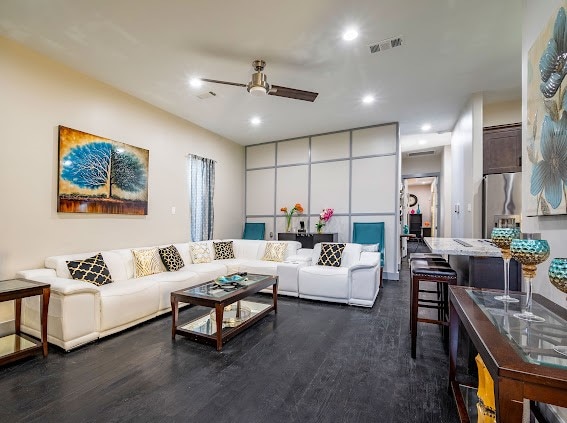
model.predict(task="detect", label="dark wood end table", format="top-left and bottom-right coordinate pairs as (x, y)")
top-left (449, 286), bottom-right (567, 423)
top-left (171, 274), bottom-right (278, 351)
top-left (0, 278), bottom-right (50, 366)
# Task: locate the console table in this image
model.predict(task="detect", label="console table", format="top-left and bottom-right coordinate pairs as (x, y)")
top-left (0, 278), bottom-right (50, 366)
top-left (277, 232), bottom-right (337, 249)
top-left (449, 286), bottom-right (567, 423)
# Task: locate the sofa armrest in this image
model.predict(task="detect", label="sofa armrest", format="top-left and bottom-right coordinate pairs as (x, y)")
top-left (355, 251), bottom-right (380, 266)
top-left (16, 269), bottom-right (100, 295)
top-left (296, 248), bottom-right (314, 258)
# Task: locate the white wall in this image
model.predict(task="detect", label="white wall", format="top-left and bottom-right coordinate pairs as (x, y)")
top-left (402, 153), bottom-right (442, 175)
top-left (523, 0), bottom-right (567, 311)
top-left (407, 184), bottom-right (432, 224)
top-left (246, 124), bottom-right (400, 279)
top-left (483, 99), bottom-right (521, 127)
top-left (442, 145), bottom-right (452, 237)
top-left (450, 94), bottom-right (484, 238)
top-left (0, 37), bottom-right (245, 319)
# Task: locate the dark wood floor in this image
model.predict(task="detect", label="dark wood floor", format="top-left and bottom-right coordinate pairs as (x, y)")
top-left (0, 244), bottom-right (459, 423)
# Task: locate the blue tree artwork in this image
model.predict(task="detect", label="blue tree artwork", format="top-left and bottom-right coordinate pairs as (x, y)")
top-left (57, 126), bottom-right (149, 215)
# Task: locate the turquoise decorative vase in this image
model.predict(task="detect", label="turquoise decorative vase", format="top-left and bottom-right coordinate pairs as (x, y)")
top-left (548, 257), bottom-right (567, 296)
top-left (490, 227), bottom-right (521, 303)
top-left (510, 235), bottom-right (550, 323)
top-left (416, 204), bottom-right (421, 214)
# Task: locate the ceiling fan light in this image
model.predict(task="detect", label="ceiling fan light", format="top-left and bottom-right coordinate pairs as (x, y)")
top-left (249, 86), bottom-right (267, 96)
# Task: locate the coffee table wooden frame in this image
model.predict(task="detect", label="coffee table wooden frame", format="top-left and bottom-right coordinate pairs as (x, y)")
top-left (171, 275), bottom-right (278, 351)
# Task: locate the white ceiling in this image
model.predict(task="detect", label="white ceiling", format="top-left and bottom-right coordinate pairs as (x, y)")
top-left (0, 0), bottom-right (522, 146)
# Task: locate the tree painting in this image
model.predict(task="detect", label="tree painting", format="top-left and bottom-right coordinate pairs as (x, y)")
top-left (57, 126), bottom-right (149, 215)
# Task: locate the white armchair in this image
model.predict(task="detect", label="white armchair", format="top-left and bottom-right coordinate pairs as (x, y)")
top-left (297, 243), bottom-right (380, 307)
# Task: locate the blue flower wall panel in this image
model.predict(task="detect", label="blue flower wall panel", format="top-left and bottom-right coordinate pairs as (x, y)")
top-left (527, 3), bottom-right (567, 216)
top-left (57, 126), bottom-right (149, 215)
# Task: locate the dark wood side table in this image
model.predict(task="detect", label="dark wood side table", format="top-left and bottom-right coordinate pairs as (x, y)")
top-left (0, 278), bottom-right (50, 366)
top-left (277, 232), bottom-right (337, 249)
top-left (449, 286), bottom-right (567, 423)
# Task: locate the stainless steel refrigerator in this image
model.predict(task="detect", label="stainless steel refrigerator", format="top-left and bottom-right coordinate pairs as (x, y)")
top-left (482, 172), bottom-right (522, 238)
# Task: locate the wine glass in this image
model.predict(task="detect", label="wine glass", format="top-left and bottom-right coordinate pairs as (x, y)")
top-left (510, 234), bottom-right (550, 323)
top-left (491, 227), bottom-right (521, 302)
top-left (548, 258), bottom-right (567, 356)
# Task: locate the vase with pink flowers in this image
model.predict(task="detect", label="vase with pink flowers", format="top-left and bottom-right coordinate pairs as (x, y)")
top-left (315, 208), bottom-right (334, 234)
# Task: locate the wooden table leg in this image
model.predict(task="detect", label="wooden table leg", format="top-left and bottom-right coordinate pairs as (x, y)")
top-left (41, 288), bottom-right (50, 356)
top-left (14, 298), bottom-right (22, 336)
top-left (273, 280), bottom-right (278, 313)
top-left (215, 303), bottom-right (224, 351)
top-left (495, 377), bottom-right (524, 423)
top-left (449, 300), bottom-right (459, 391)
top-left (171, 295), bottom-right (179, 340)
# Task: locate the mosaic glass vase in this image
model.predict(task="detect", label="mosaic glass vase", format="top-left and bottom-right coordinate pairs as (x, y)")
top-left (491, 227), bottom-right (521, 303)
top-left (510, 235), bottom-right (550, 323)
top-left (548, 258), bottom-right (567, 356)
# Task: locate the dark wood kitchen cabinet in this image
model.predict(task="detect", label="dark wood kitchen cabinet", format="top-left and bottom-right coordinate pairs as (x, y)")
top-left (483, 124), bottom-right (522, 175)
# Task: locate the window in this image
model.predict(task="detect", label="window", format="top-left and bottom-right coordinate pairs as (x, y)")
top-left (187, 154), bottom-right (215, 241)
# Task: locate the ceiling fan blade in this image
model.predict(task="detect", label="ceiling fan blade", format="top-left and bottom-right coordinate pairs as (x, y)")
top-left (269, 85), bottom-right (318, 102)
top-left (201, 78), bottom-right (247, 88)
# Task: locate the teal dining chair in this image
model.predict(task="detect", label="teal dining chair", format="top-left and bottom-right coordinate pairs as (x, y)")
top-left (242, 222), bottom-right (265, 240)
top-left (352, 222), bottom-right (385, 287)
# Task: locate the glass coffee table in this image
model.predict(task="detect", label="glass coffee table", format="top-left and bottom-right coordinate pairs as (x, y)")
top-left (170, 274), bottom-right (278, 351)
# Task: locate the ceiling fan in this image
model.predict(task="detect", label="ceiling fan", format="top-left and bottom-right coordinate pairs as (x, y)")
top-left (200, 59), bottom-right (318, 102)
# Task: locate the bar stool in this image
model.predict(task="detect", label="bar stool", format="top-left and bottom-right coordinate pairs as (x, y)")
top-left (410, 261), bottom-right (457, 359)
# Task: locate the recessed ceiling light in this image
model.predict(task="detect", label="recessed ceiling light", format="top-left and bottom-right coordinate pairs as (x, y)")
top-left (250, 116), bottom-right (261, 126)
top-left (189, 78), bottom-right (202, 88)
top-left (418, 139), bottom-right (427, 145)
top-left (421, 123), bottom-right (432, 131)
top-left (362, 95), bottom-right (375, 104)
top-left (342, 28), bottom-right (359, 41)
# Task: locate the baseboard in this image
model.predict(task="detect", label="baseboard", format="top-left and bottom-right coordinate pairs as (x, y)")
top-left (384, 271), bottom-right (399, 281)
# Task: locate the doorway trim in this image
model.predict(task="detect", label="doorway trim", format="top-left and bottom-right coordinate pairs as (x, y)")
top-left (402, 172), bottom-right (442, 237)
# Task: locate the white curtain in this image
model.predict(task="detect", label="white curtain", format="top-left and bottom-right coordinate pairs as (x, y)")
top-left (187, 154), bottom-right (215, 241)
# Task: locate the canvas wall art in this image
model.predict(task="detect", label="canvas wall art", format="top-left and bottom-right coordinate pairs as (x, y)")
top-left (526, 2), bottom-right (567, 216)
top-left (57, 126), bottom-right (149, 215)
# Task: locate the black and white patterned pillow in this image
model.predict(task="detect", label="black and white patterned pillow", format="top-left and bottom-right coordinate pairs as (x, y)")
top-left (317, 243), bottom-right (346, 267)
top-left (213, 241), bottom-right (235, 260)
top-left (158, 245), bottom-right (185, 271)
top-left (67, 253), bottom-right (113, 286)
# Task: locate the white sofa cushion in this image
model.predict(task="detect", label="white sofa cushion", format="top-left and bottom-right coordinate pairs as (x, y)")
top-left (298, 265), bottom-right (350, 299)
top-left (230, 239), bottom-right (265, 260)
top-left (98, 279), bottom-right (159, 332)
top-left (235, 259), bottom-right (278, 276)
top-left (185, 261), bottom-right (228, 283)
top-left (46, 250), bottom-right (128, 281)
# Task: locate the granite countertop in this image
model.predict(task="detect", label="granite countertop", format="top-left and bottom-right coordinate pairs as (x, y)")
top-left (423, 237), bottom-right (502, 257)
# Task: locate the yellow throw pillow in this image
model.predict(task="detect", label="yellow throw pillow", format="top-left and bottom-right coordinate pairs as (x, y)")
top-left (132, 248), bottom-right (165, 278)
top-left (262, 242), bottom-right (288, 262)
top-left (190, 243), bottom-right (212, 264)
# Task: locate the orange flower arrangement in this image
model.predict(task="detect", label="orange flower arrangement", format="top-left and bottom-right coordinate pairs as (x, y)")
top-left (281, 203), bottom-right (304, 232)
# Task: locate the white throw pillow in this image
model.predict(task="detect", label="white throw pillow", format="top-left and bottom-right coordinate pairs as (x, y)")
top-left (262, 242), bottom-right (288, 262)
top-left (190, 243), bottom-right (212, 264)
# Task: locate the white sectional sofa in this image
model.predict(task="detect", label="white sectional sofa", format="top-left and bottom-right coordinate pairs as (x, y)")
top-left (17, 240), bottom-right (380, 350)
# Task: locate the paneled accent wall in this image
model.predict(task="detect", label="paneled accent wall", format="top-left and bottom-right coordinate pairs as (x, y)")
top-left (245, 123), bottom-right (400, 279)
